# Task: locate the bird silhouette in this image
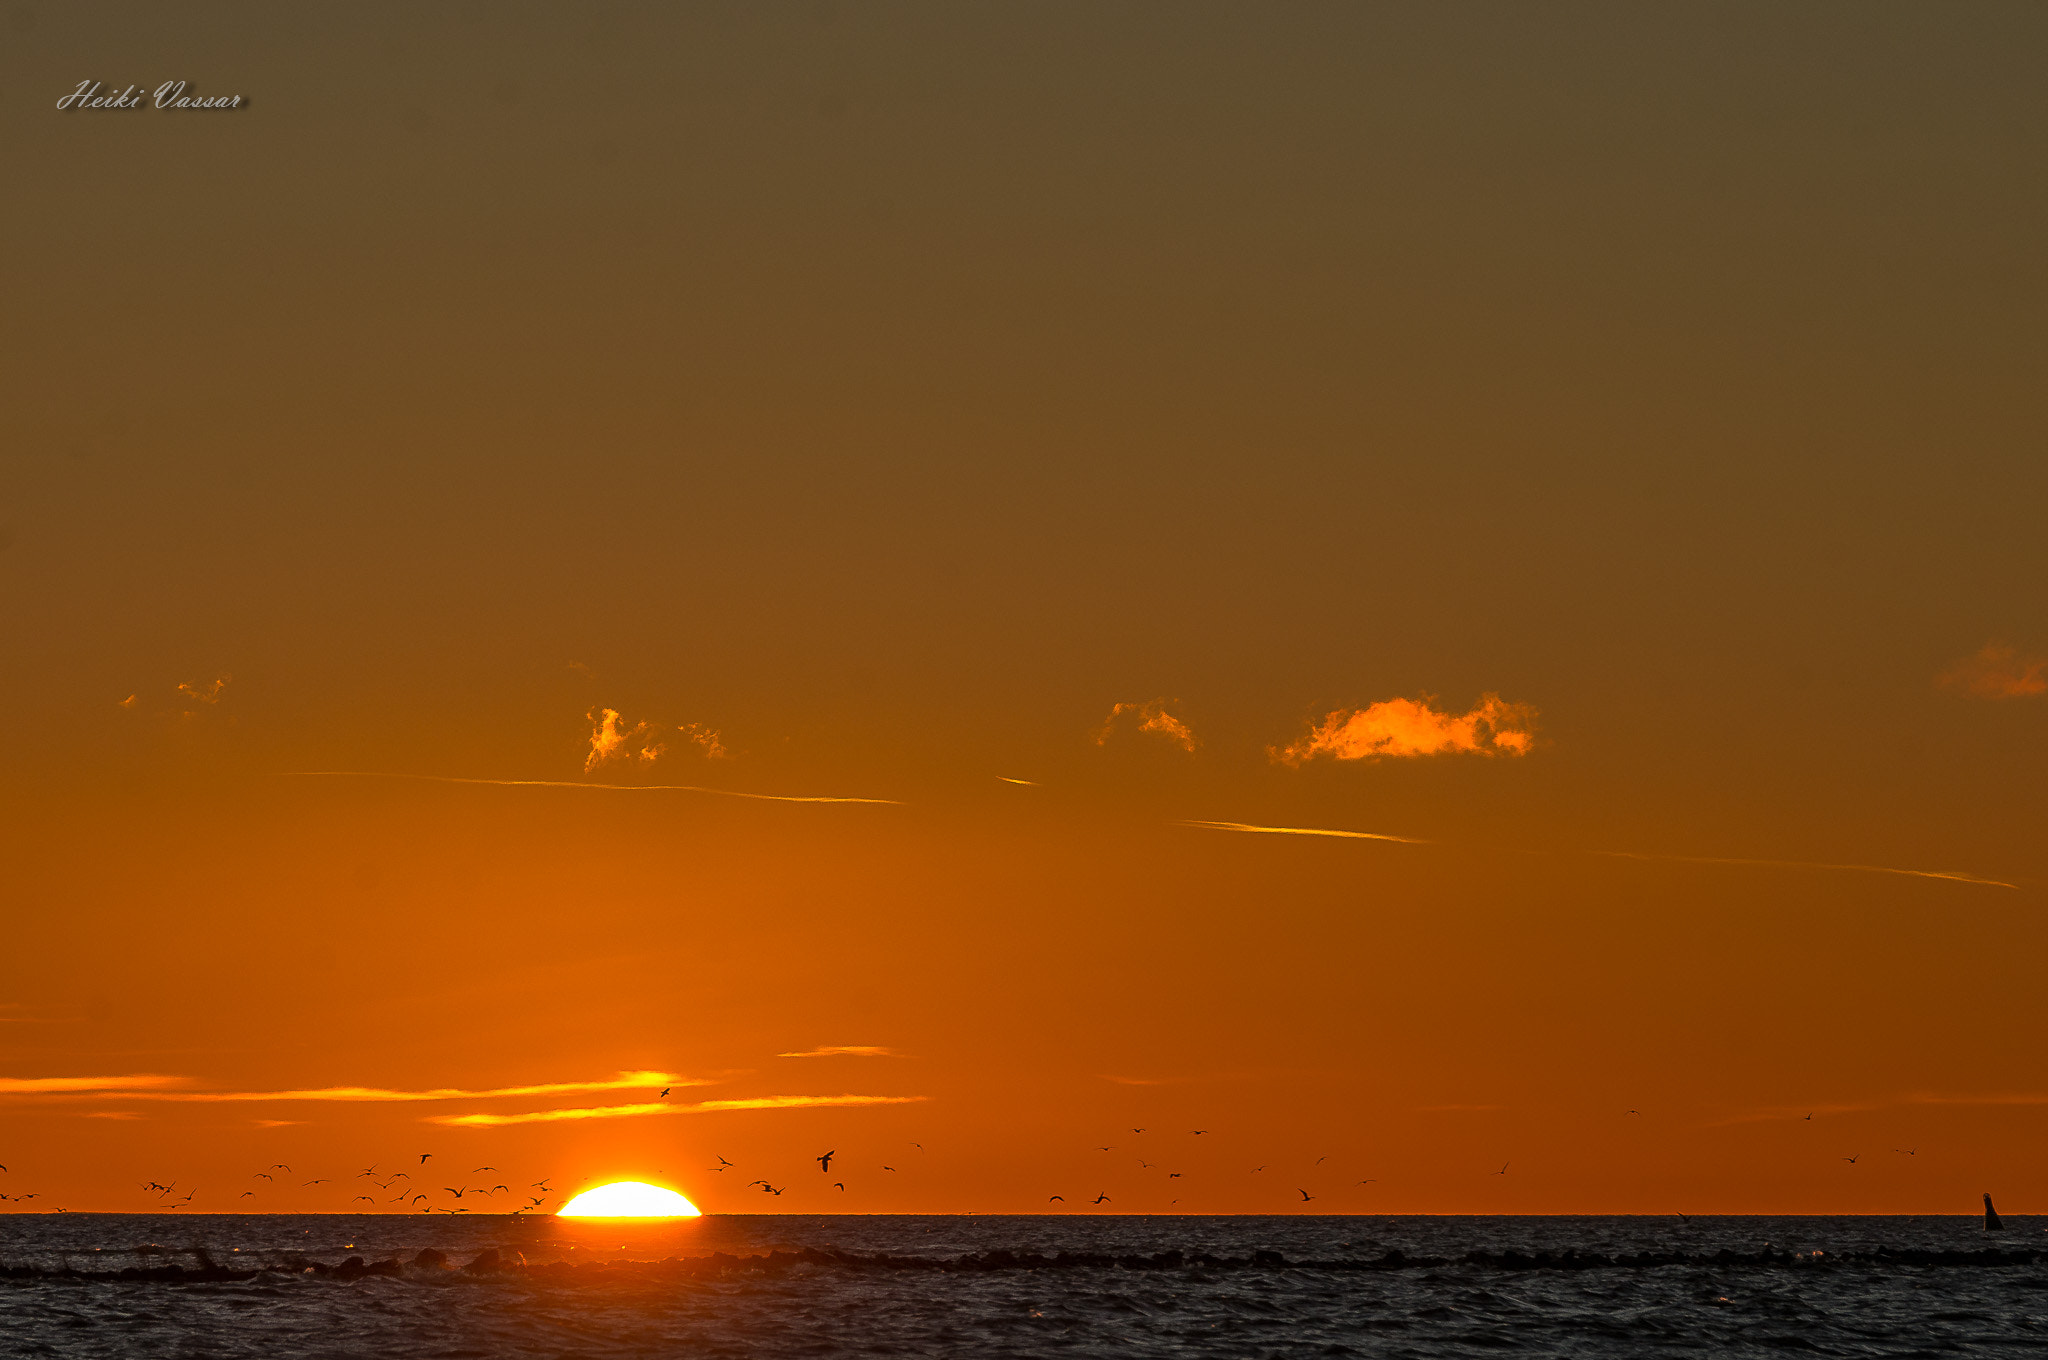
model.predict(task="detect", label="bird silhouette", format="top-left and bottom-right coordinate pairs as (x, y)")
top-left (270, 1164), bottom-right (291, 1171)
top-left (1091, 1193), bottom-right (1111, 1204)
top-left (252, 1174), bottom-right (272, 1181)
top-left (473, 1166), bottom-right (497, 1173)
top-left (817, 1151), bottom-right (835, 1173)
top-left (1168, 1172), bottom-right (1183, 1179)
top-left (302, 1179), bottom-right (330, 1186)
top-left (882, 1165), bottom-right (896, 1172)
top-left (239, 1191), bottom-right (254, 1198)
top-left (419, 1154), bottom-right (432, 1164)
top-left (1252, 1165), bottom-right (1266, 1173)
top-left (833, 1182), bottom-right (845, 1191)
top-left (660, 1087), bottom-right (671, 1098)
top-left (1803, 1113), bottom-right (1812, 1121)
top-left (1894, 1148), bottom-right (1918, 1156)
top-left (1495, 1163), bottom-right (1510, 1175)
top-left (1049, 1195), bottom-right (1065, 1202)
top-left (357, 1166), bottom-right (379, 1177)
top-left (352, 1196), bottom-right (374, 1204)
top-left (1299, 1189), bottom-right (1314, 1201)
top-left (1843, 1155), bottom-right (1860, 1165)
top-left (1191, 1130), bottom-right (1208, 1136)
top-left (1131, 1128), bottom-right (1146, 1134)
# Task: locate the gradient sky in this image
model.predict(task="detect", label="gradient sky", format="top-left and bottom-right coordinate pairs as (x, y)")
top-left (3, 1), bottom-right (2045, 1217)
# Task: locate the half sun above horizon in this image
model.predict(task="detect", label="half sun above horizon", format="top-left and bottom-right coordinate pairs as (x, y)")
top-left (555, 1182), bottom-right (702, 1217)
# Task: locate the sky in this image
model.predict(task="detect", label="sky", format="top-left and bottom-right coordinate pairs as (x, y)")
top-left (1, 1), bottom-right (2045, 1217)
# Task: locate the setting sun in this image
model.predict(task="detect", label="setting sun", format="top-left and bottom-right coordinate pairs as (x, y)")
top-left (555, 1182), bottom-right (701, 1218)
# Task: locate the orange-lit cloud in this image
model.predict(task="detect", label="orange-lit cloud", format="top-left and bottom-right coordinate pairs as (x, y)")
top-left (677, 722), bottom-right (729, 759)
top-left (428, 1093), bottom-right (928, 1127)
top-left (1273, 693), bottom-right (1535, 764)
top-left (252, 1119), bottom-right (305, 1127)
top-left (585, 707), bottom-right (666, 771)
top-left (175, 674), bottom-right (231, 707)
top-left (116, 694), bottom-right (138, 709)
top-left (1596, 850), bottom-right (2016, 890)
top-left (996, 776), bottom-right (1039, 785)
top-left (1094, 700), bottom-right (1197, 752)
top-left (283, 771), bottom-right (902, 804)
top-left (777, 1046), bottom-right (905, 1058)
top-left (1937, 642), bottom-right (2047, 699)
top-left (0, 1075), bottom-right (190, 1094)
top-left (82, 1111), bottom-right (145, 1120)
top-left (1177, 819), bottom-right (1428, 844)
top-left (0, 1071), bottom-right (689, 1102)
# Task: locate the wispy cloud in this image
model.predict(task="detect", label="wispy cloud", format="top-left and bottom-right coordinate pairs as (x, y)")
top-left (1904, 1092), bottom-right (2048, 1106)
top-left (1094, 701), bottom-right (1198, 752)
top-left (996, 776), bottom-right (1039, 785)
top-left (0, 1071), bottom-right (690, 1102)
top-left (1938, 643), bottom-right (2047, 699)
top-left (281, 771), bottom-right (901, 805)
top-left (778, 1046), bottom-right (905, 1059)
top-left (586, 708), bottom-right (732, 770)
top-left (1274, 694), bottom-right (1535, 764)
top-left (253, 1119), bottom-right (306, 1127)
top-left (1597, 851), bottom-right (2016, 890)
top-left (585, 707), bottom-right (667, 771)
top-left (0, 1075), bottom-right (190, 1094)
top-left (429, 1094), bottom-right (928, 1127)
top-left (82, 1111), bottom-right (145, 1120)
top-left (1177, 819), bottom-right (1428, 844)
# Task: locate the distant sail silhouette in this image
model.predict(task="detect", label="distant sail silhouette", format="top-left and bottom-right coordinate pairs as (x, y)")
top-left (1983, 1192), bottom-right (2003, 1231)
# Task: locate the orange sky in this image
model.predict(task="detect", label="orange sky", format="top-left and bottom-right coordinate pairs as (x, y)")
top-left (2, 2), bottom-right (2045, 1216)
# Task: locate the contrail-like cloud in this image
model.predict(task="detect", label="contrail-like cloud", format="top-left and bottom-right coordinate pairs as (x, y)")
top-left (1178, 819), bottom-right (1428, 844)
top-left (428, 1094), bottom-right (928, 1127)
top-left (0, 1071), bottom-right (691, 1102)
top-left (1275, 693), bottom-right (1536, 764)
top-left (280, 771), bottom-right (901, 804)
top-left (0, 1075), bottom-right (189, 1094)
top-left (1596, 851), bottom-right (2016, 890)
top-left (777, 1046), bottom-right (905, 1058)
top-left (1094, 701), bottom-right (1198, 752)
top-left (1938, 642), bottom-right (2047, 699)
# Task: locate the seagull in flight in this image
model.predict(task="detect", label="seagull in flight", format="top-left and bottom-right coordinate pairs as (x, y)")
top-left (833, 1182), bottom-right (845, 1191)
top-left (817, 1151), bottom-right (835, 1173)
top-left (1842, 1155), bottom-right (1860, 1165)
top-left (1893, 1148), bottom-right (1917, 1156)
top-left (1049, 1195), bottom-right (1065, 1202)
top-left (1298, 1189), bottom-right (1315, 1202)
top-left (1091, 1193), bottom-right (1111, 1205)
top-left (660, 1087), bottom-right (671, 1098)
top-left (1494, 1163), bottom-right (1510, 1175)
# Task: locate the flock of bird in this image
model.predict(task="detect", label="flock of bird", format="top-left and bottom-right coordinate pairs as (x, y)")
top-left (0, 1111), bottom-right (1945, 1214)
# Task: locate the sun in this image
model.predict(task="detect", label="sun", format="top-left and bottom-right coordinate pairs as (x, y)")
top-left (555, 1182), bottom-right (701, 1217)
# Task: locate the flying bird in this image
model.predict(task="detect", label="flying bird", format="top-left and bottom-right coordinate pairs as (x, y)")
top-left (473, 1166), bottom-right (497, 1173)
top-left (1894, 1148), bottom-right (1918, 1156)
top-left (252, 1174), bottom-right (272, 1181)
top-left (239, 1191), bottom-right (254, 1198)
top-left (302, 1179), bottom-right (330, 1186)
top-left (1049, 1195), bottom-right (1065, 1202)
top-left (882, 1165), bottom-right (895, 1171)
top-left (1190, 1130), bottom-right (1208, 1136)
top-left (817, 1151), bottom-right (835, 1173)
top-left (1495, 1163), bottom-right (1510, 1175)
top-left (270, 1165), bottom-right (291, 1171)
top-left (419, 1154), bottom-right (432, 1164)
top-left (1299, 1189), bottom-right (1314, 1202)
top-left (1091, 1193), bottom-right (1111, 1204)
top-left (833, 1182), bottom-right (845, 1191)
top-left (1356, 1179), bottom-right (1378, 1185)
top-left (1131, 1129), bottom-right (1146, 1134)
top-left (1843, 1155), bottom-right (1860, 1165)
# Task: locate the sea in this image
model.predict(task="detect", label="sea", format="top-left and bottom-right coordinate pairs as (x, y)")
top-left (1, 1213), bottom-right (2042, 1357)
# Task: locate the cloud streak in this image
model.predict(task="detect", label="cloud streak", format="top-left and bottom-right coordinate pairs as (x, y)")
top-left (777, 1046), bottom-right (905, 1058)
top-left (0, 1071), bottom-right (691, 1102)
top-left (428, 1094), bottom-right (928, 1127)
top-left (1274, 694), bottom-right (1535, 764)
top-left (281, 771), bottom-right (901, 804)
top-left (1597, 851), bottom-right (2016, 890)
top-left (1094, 701), bottom-right (1198, 752)
top-left (1178, 819), bottom-right (1428, 845)
top-left (1938, 643), bottom-right (2047, 699)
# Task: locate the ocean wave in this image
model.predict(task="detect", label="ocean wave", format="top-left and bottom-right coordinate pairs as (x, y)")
top-left (5, 1242), bottom-right (2043, 1285)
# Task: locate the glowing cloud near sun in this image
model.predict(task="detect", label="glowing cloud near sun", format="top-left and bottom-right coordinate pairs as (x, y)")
top-left (555, 1182), bottom-right (700, 1217)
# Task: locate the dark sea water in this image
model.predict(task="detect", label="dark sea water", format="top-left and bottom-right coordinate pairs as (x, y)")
top-left (1, 1213), bottom-right (2043, 1357)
